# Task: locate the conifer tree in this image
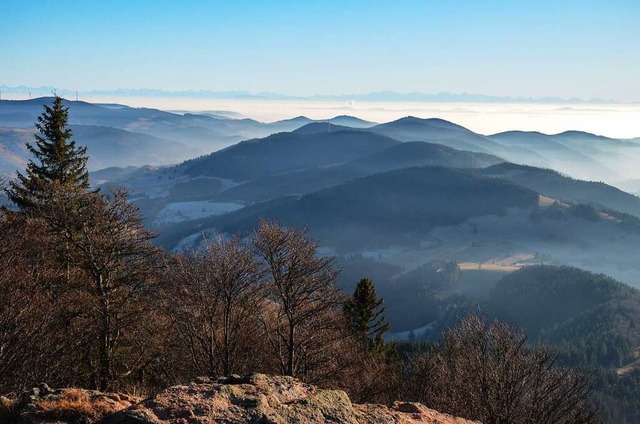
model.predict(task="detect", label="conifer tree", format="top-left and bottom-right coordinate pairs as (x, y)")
top-left (7, 96), bottom-right (89, 210)
top-left (345, 278), bottom-right (391, 349)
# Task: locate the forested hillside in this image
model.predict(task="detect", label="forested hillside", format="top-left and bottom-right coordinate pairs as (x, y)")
top-left (484, 266), bottom-right (640, 422)
top-left (208, 166), bottom-right (539, 248)
top-left (183, 130), bottom-right (398, 180)
top-left (481, 163), bottom-right (640, 217)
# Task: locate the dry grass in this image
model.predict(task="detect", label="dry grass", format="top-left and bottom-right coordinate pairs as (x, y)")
top-left (0, 396), bottom-right (15, 422)
top-left (37, 388), bottom-right (122, 422)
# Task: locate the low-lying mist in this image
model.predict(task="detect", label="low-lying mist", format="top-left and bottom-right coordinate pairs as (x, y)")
top-left (68, 96), bottom-right (640, 139)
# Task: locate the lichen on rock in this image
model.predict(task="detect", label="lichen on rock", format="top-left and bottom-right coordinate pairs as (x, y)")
top-left (103, 374), bottom-right (476, 424)
top-left (7, 375), bottom-right (477, 424)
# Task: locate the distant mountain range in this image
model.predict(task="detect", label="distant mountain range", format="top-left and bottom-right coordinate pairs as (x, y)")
top-left (0, 86), bottom-right (624, 104)
top-left (0, 97), bottom-right (376, 176)
top-left (83, 112), bottom-right (637, 291)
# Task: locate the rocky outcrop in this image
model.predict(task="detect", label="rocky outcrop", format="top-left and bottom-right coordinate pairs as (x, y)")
top-left (104, 374), bottom-right (475, 424)
top-left (7, 375), bottom-right (477, 423)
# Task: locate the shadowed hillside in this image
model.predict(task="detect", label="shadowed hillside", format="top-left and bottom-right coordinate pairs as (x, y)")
top-left (219, 142), bottom-right (505, 202)
top-left (183, 130), bottom-right (399, 180)
top-left (173, 166), bottom-right (538, 249)
top-left (480, 163), bottom-right (640, 217)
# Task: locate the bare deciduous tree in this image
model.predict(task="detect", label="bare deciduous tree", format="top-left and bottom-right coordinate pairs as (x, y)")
top-left (0, 211), bottom-right (71, 394)
top-left (167, 236), bottom-right (265, 376)
top-left (404, 313), bottom-right (601, 424)
top-left (252, 220), bottom-right (345, 379)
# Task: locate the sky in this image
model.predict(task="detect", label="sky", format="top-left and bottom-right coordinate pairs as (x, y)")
top-left (1, 0), bottom-right (639, 102)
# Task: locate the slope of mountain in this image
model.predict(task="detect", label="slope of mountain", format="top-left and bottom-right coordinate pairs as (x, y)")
top-left (292, 122), bottom-right (353, 134)
top-left (480, 266), bottom-right (640, 422)
top-left (183, 130), bottom-right (399, 181)
top-left (0, 97), bottom-right (177, 128)
top-left (368, 116), bottom-right (498, 153)
top-left (405, 264), bottom-right (640, 424)
top-left (178, 166), bottom-right (539, 247)
top-left (326, 115), bottom-right (377, 127)
top-left (268, 115), bottom-right (314, 127)
top-left (70, 125), bottom-right (193, 168)
top-left (0, 127), bottom-right (30, 177)
top-left (367, 117), bottom-right (635, 183)
top-left (480, 163), bottom-right (640, 217)
top-left (486, 265), bottom-right (640, 352)
top-left (553, 130), bottom-right (639, 150)
top-left (0, 125), bottom-right (192, 171)
top-left (488, 131), bottom-right (619, 181)
top-left (90, 166), bottom-right (142, 184)
top-left (220, 142), bottom-right (505, 202)
top-left (490, 130), bottom-right (586, 150)
top-left (353, 141), bottom-right (504, 171)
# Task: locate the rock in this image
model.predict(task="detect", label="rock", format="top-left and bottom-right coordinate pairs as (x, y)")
top-left (395, 402), bottom-right (423, 414)
top-left (102, 374), bottom-right (477, 424)
top-left (7, 375), bottom-right (477, 423)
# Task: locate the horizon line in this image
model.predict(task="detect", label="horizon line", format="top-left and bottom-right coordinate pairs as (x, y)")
top-left (0, 85), bottom-right (634, 105)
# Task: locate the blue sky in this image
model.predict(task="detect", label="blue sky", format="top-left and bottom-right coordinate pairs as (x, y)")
top-left (2, 0), bottom-right (639, 101)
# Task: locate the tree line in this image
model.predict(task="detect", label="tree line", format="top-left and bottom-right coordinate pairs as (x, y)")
top-left (0, 97), bottom-right (600, 423)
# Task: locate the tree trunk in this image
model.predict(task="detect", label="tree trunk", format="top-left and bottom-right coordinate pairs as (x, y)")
top-left (98, 275), bottom-right (111, 391)
top-left (287, 322), bottom-right (295, 376)
top-left (98, 316), bottom-right (110, 391)
top-left (223, 303), bottom-right (231, 375)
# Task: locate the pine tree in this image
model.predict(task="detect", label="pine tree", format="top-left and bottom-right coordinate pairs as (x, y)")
top-left (7, 96), bottom-right (89, 210)
top-left (345, 278), bottom-right (391, 349)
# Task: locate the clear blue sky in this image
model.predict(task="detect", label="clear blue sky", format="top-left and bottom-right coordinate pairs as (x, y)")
top-left (2, 0), bottom-right (639, 101)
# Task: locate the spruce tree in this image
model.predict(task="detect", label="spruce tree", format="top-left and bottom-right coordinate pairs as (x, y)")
top-left (345, 278), bottom-right (391, 348)
top-left (7, 96), bottom-right (89, 210)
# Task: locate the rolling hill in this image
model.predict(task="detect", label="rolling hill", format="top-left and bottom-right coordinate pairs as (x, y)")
top-left (480, 163), bottom-right (640, 217)
top-left (0, 125), bottom-right (192, 172)
top-left (291, 122), bottom-right (353, 135)
top-left (368, 116), bottom-right (499, 153)
top-left (183, 130), bottom-right (399, 181)
top-left (486, 265), bottom-right (640, 351)
top-left (219, 141), bottom-right (505, 202)
top-left (159, 166), bottom-right (540, 249)
top-left (483, 265), bottom-right (640, 423)
top-left (488, 131), bottom-right (620, 181)
top-left (365, 116), bottom-right (637, 183)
